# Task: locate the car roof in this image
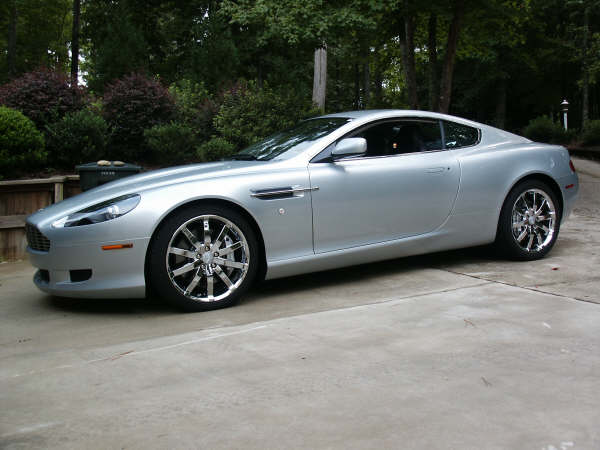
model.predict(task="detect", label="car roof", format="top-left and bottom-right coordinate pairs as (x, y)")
top-left (320, 109), bottom-right (475, 124)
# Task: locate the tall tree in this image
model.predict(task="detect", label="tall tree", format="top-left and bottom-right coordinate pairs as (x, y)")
top-left (399, 15), bottom-right (418, 109)
top-left (70, 0), bottom-right (80, 85)
top-left (438, 0), bottom-right (465, 113)
top-left (7, 0), bottom-right (18, 77)
top-left (427, 13), bottom-right (439, 111)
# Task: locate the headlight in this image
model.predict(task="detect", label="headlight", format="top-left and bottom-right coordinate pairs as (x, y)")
top-left (52, 194), bottom-right (140, 228)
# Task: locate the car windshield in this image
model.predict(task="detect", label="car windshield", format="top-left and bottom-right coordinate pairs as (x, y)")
top-left (229, 117), bottom-right (351, 161)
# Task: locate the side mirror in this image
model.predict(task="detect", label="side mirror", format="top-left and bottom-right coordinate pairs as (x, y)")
top-left (331, 138), bottom-right (367, 159)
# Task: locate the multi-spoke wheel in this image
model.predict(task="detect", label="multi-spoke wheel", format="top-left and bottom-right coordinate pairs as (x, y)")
top-left (148, 204), bottom-right (258, 311)
top-left (496, 180), bottom-right (562, 260)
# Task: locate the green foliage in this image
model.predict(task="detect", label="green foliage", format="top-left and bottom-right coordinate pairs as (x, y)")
top-left (523, 116), bottom-right (570, 144)
top-left (214, 81), bottom-right (320, 150)
top-left (169, 79), bottom-right (217, 143)
top-left (102, 73), bottom-right (175, 161)
top-left (0, 0), bottom-right (72, 83)
top-left (196, 137), bottom-right (236, 162)
top-left (0, 69), bottom-right (85, 129)
top-left (83, 8), bottom-right (148, 93)
top-left (45, 109), bottom-right (109, 168)
top-left (581, 119), bottom-right (600, 145)
top-left (144, 122), bottom-right (199, 165)
top-left (0, 106), bottom-right (46, 174)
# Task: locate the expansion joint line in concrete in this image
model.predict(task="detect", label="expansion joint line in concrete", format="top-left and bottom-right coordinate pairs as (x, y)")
top-left (439, 268), bottom-right (599, 306)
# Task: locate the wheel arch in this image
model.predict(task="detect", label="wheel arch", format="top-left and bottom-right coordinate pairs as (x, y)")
top-left (506, 172), bottom-right (564, 216)
top-left (144, 198), bottom-right (268, 292)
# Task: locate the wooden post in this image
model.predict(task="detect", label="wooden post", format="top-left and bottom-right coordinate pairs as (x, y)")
top-left (312, 46), bottom-right (327, 110)
top-left (54, 182), bottom-right (64, 203)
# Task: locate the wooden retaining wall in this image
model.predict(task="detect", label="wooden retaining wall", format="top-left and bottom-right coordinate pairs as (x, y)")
top-left (0, 176), bottom-right (81, 261)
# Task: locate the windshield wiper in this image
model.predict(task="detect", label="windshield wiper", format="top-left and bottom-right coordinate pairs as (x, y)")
top-left (228, 154), bottom-right (259, 161)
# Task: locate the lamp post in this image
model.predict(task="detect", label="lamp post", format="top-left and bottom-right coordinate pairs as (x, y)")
top-left (561, 99), bottom-right (569, 130)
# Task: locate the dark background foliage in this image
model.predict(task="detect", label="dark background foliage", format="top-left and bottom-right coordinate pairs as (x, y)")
top-left (1, 0), bottom-right (600, 177)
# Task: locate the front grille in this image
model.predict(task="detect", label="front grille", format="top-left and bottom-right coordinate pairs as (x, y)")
top-left (26, 223), bottom-right (51, 252)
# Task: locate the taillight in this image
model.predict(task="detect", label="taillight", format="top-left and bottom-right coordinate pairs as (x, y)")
top-left (569, 159), bottom-right (576, 173)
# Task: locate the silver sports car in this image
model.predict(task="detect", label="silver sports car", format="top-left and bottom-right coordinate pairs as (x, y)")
top-left (26, 110), bottom-right (579, 311)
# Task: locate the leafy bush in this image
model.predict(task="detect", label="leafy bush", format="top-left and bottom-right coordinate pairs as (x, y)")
top-left (45, 109), bottom-right (109, 168)
top-left (102, 73), bottom-right (175, 161)
top-left (523, 116), bottom-right (570, 144)
top-left (169, 79), bottom-right (217, 143)
top-left (581, 120), bottom-right (600, 146)
top-left (0, 106), bottom-right (46, 174)
top-left (214, 81), bottom-right (320, 150)
top-left (0, 69), bottom-right (85, 129)
top-left (196, 137), bottom-right (236, 162)
top-left (144, 122), bottom-right (199, 164)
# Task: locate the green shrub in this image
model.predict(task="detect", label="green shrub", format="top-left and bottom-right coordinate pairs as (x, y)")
top-left (45, 109), bottom-right (109, 168)
top-left (144, 122), bottom-right (199, 164)
top-left (523, 116), bottom-right (570, 144)
top-left (214, 81), bottom-right (320, 150)
top-left (196, 137), bottom-right (236, 162)
top-left (0, 69), bottom-right (85, 129)
top-left (169, 79), bottom-right (217, 143)
top-left (0, 106), bottom-right (46, 175)
top-left (102, 73), bottom-right (175, 161)
top-left (581, 120), bottom-right (600, 146)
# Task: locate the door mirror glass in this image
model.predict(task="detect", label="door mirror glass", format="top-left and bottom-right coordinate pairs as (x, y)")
top-left (331, 138), bottom-right (367, 159)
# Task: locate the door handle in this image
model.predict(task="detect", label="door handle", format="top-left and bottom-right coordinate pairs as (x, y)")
top-left (425, 167), bottom-right (446, 173)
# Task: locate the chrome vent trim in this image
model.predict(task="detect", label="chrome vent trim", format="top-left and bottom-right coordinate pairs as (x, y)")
top-left (26, 223), bottom-right (51, 252)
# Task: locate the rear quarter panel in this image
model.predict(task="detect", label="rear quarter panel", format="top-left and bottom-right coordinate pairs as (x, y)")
top-left (450, 140), bottom-right (574, 243)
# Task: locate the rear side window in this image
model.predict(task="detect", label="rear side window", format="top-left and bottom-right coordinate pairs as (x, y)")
top-left (354, 120), bottom-right (443, 156)
top-left (443, 121), bottom-right (479, 148)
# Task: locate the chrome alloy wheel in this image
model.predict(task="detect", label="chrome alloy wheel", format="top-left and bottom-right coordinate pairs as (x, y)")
top-left (165, 215), bottom-right (250, 302)
top-left (511, 188), bottom-right (556, 252)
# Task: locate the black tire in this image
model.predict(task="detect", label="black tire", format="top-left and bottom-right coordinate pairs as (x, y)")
top-left (147, 204), bottom-right (259, 312)
top-left (495, 179), bottom-right (562, 260)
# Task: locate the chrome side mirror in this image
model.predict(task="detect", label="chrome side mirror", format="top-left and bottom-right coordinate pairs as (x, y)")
top-left (331, 138), bottom-right (367, 159)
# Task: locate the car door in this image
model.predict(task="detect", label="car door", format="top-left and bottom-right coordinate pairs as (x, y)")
top-left (308, 119), bottom-right (461, 254)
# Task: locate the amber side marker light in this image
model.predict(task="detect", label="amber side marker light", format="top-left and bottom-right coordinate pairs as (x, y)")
top-left (102, 243), bottom-right (133, 250)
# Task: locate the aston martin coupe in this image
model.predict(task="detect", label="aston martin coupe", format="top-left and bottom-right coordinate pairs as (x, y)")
top-left (26, 110), bottom-right (579, 311)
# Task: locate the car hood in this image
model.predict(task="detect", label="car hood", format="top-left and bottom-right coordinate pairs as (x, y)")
top-left (28, 160), bottom-right (278, 224)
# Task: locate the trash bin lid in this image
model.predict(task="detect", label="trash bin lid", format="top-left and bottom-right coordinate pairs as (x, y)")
top-left (76, 161), bottom-right (142, 172)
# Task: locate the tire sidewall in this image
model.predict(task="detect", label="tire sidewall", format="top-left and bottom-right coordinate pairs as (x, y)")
top-left (148, 204), bottom-right (259, 311)
top-left (497, 180), bottom-right (562, 260)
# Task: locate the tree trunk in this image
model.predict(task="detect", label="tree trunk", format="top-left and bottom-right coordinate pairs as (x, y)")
top-left (399, 16), bottom-right (419, 109)
top-left (582, 5), bottom-right (590, 125)
top-left (438, 0), bottom-right (465, 114)
top-left (373, 49), bottom-right (383, 107)
top-left (354, 63), bottom-right (360, 109)
top-left (494, 77), bottom-right (507, 129)
top-left (7, 0), bottom-right (17, 77)
top-left (427, 13), bottom-right (439, 111)
top-left (312, 46), bottom-right (327, 110)
top-left (71, 0), bottom-right (81, 85)
top-left (363, 48), bottom-right (370, 109)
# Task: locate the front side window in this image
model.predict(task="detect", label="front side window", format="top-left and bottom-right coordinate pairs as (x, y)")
top-left (443, 121), bottom-right (480, 148)
top-left (231, 117), bottom-right (351, 161)
top-left (353, 120), bottom-right (443, 157)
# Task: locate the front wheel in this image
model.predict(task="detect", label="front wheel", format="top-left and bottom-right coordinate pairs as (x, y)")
top-left (496, 180), bottom-right (562, 260)
top-left (148, 204), bottom-right (258, 311)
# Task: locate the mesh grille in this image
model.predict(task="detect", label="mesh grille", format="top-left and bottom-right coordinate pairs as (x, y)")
top-left (26, 223), bottom-right (51, 252)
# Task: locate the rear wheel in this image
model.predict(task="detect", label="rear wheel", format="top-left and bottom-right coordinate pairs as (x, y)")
top-left (148, 204), bottom-right (258, 311)
top-left (496, 180), bottom-right (561, 260)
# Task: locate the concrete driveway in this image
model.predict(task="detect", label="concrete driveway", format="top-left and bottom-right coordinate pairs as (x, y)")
top-left (1, 158), bottom-right (599, 449)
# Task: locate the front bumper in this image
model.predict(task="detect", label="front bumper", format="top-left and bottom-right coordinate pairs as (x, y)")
top-left (28, 237), bottom-right (150, 298)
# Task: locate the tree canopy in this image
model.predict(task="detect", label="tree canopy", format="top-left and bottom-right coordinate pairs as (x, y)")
top-left (2, 0), bottom-right (600, 132)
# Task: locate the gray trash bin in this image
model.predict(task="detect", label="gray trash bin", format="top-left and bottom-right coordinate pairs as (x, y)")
top-left (76, 160), bottom-right (141, 191)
